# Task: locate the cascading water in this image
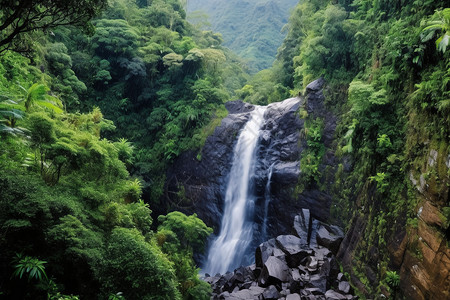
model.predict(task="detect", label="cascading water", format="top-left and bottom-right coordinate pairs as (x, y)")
top-left (204, 106), bottom-right (267, 275)
top-left (261, 163), bottom-right (274, 241)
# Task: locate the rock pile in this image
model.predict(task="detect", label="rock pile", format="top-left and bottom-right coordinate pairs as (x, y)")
top-left (204, 209), bottom-right (354, 299)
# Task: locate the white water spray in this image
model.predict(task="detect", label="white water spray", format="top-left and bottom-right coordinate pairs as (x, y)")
top-left (204, 106), bottom-right (267, 275)
top-left (261, 163), bottom-right (274, 241)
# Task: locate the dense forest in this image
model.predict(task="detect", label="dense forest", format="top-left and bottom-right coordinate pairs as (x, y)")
top-left (0, 0), bottom-right (449, 299)
top-left (0, 0), bottom-right (243, 298)
top-left (187, 0), bottom-right (298, 72)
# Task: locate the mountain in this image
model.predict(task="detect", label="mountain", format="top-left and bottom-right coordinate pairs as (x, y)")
top-left (187, 0), bottom-right (298, 72)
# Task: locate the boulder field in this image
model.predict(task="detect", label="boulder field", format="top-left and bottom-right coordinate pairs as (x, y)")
top-left (204, 209), bottom-right (354, 300)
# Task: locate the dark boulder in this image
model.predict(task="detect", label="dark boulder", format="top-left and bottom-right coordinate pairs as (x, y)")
top-left (261, 285), bottom-right (281, 299)
top-left (206, 214), bottom-right (355, 300)
top-left (271, 162), bottom-right (300, 185)
top-left (286, 293), bottom-right (301, 300)
top-left (316, 224), bottom-right (344, 255)
top-left (225, 100), bottom-right (255, 114)
top-left (306, 77), bottom-right (326, 93)
top-left (338, 281), bottom-right (351, 294)
top-left (259, 256), bottom-right (290, 287)
top-left (276, 235), bottom-right (311, 267)
top-left (292, 208), bottom-right (312, 244)
top-left (328, 257), bottom-right (340, 281)
top-left (307, 274), bottom-right (328, 293)
top-left (256, 239), bottom-right (277, 269)
top-left (324, 290), bottom-right (348, 300)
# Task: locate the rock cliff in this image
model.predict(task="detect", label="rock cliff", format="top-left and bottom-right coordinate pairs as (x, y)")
top-left (337, 147), bottom-right (450, 299)
top-left (165, 77), bottom-right (449, 298)
top-left (165, 78), bottom-right (337, 264)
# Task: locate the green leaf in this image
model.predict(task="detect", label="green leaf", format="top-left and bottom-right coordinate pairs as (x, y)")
top-left (420, 28), bottom-right (436, 42)
top-left (437, 34), bottom-right (449, 53)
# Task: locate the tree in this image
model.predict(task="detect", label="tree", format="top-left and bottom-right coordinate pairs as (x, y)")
top-left (22, 83), bottom-right (63, 113)
top-left (0, 98), bottom-right (25, 135)
top-left (0, 0), bottom-right (108, 52)
top-left (92, 19), bottom-right (139, 58)
top-left (157, 211), bottom-right (212, 254)
top-left (101, 227), bottom-right (181, 300)
top-left (156, 212), bottom-right (212, 299)
top-left (421, 8), bottom-right (450, 53)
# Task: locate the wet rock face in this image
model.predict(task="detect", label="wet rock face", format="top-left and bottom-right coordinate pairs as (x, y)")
top-left (165, 78), bottom-right (337, 263)
top-left (205, 210), bottom-right (353, 300)
top-left (255, 79), bottom-right (337, 240)
top-left (164, 100), bottom-right (252, 232)
top-left (337, 146), bottom-right (449, 300)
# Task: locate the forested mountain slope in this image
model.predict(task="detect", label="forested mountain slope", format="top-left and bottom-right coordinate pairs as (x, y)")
top-left (187, 0), bottom-right (298, 72)
top-left (0, 0), bottom-right (449, 299)
top-left (0, 0), bottom-right (245, 298)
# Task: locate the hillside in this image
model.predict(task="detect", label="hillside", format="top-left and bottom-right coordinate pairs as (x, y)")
top-left (187, 0), bottom-right (298, 72)
top-left (0, 0), bottom-right (449, 299)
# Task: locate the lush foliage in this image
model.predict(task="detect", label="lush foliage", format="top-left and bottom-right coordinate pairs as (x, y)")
top-left (40, 0), bottom-right (250, 211)
top-left (187, 0), bottom-right (298, 73)
top-left (297, 117), bottom-right (325, 192)
top-left (1, 0), bottom-right (449, 298)
top-left (240, 0), bottom-right (449, 296)
top-left (0, 0), bottom-right (217, 298)
top-left (0, 0), bottom-right (108, 52)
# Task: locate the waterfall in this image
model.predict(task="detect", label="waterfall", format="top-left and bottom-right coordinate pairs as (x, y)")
top-left (204, 106), bottom-right (267, 275)
top-left (261, 163), bottom-right (274, 241)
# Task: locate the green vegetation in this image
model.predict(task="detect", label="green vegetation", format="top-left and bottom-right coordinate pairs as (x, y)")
top-left (0, 0), bottom-right (219, 298)
top-left (297, 117), bottom-right (325, 192)
top-left (1, 0), bottom-right (449, 298)
top-left (0, 0), bottom-right (108, 52)
top-left (241, 0), bottom-right (449, 296)
top-left (187, 0), bottom-right (298, 72)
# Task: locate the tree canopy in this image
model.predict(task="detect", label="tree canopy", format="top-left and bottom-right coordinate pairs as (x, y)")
top-left (0, 0), bottom-right (108, 52)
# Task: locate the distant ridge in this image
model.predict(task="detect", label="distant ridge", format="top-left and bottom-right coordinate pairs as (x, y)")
top-left (187, 0), bottom-right (298, 72)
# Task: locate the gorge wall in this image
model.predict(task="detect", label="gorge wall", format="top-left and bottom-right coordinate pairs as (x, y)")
top-left (336, 145), bottom-right (450, 299)
top-left (164, 78), bottom-right (449, 299)
top-left (165, 78), bottom-right (337, 264)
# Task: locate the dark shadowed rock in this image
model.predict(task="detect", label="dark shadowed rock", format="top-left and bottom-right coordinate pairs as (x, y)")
top-left (307, 274), bottom-right (327, 293)
top-left (259, 256), bottom-right (290, 287)
top-left (233, 266), bottom-right (247, 282)
top-left (272, 162), bottom-right (300, 185)
top-left (328, 257), bottom-right (340, 280)
top-left (262, 285), bottom-right (280, 299)
top-left (305, 78), bottom-right (326, 116)
top-left (316, 224), bottom-right (344, 255)
top-left (305, 287), bottom-right (324, 296)
top-left (256, 239), bottom-right (277, 269)
top-left (306, 78), bottom-right (326, 93)
top-left (289, 277), bottom-right (304, 294)
top-left (319, 259), bottom-right (330, 278)
top-left (292, 209), bottom-right (312, 243)
top-left (276, 235), bottom-right (312, 267)
top-left (325, 290), bottom-right (348, 300)
top-left (225, 100), bottom-right (255, 114)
